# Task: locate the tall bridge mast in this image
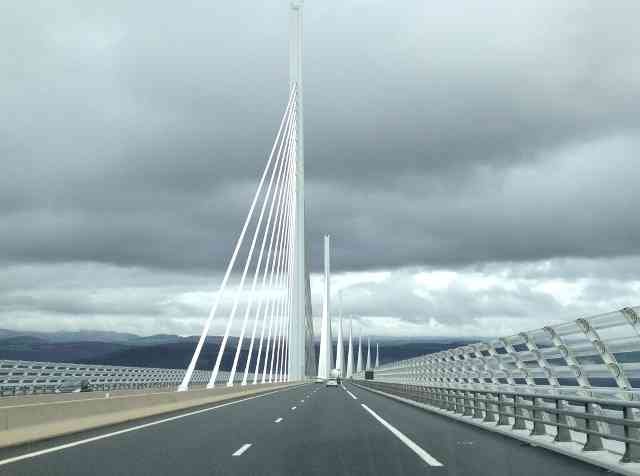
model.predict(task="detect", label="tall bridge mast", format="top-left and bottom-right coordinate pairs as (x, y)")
top-left (288, 0), bottom-right (307, 380)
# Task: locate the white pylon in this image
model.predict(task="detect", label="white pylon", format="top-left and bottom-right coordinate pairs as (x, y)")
top-left (366, 337), bottom-right (371, 371)
top-left (317, 234), bottom-right (333, 379)
top-left (335, 293), bottom-right (344, 376)
top-left (346, 318), bottom-right (354, 378)
top-left (356, 331), bottom-right (363, 373)
top-left (288, 0), bottom-right (307, 382)
top-left (375, 342), bottom-right (380, 368)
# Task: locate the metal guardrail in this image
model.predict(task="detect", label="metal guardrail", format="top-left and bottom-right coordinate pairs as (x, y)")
top-left (372, 306), bottom-right (640, 401)
top-left (357, 380), bottom-right (640, 463)
top-left (0, 360), bottom-right (253, 395)
top-left (361, 306), bottom-right (640, 465)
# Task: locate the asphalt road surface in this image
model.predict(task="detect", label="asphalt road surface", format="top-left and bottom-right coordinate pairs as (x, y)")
top-left (0, 382), bottom-right (609, 475)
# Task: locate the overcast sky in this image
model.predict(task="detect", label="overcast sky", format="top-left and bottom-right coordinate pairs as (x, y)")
top-left (1, 0), bottom-right (639, 339)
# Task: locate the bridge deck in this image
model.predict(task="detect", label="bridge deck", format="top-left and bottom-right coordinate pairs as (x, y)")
top-left (0, 383), bottom-right (602, 475)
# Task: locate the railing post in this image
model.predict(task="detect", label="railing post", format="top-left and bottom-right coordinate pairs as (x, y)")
top-left (483, 392), bottom-right (496, 423)
top-left (473, 391), bottom-right (484, 419)
top-left (463, 390), bottom-right (473, 416)
top-left (583, 402), bottom-right (604, 451)
top-left (438, 388), bottom-right (447, 409)
top-left (497, 393), bottom-right (510, 425)
top-left (621, 406), bottom-right (640, 463)
top-left (446, 389), bottom-right (455, 411)
top-left (426, 387), bottom-right (435, 406)
top-left (455, 390), bottom-right (464, 414)
top-left (432, 387), bottom-right (439, 407)
top-left (512, 395), bottom-right (527, 430)
top-left (554, 399), bottom-right (572, 442)
top-left (530, 397), bottom-right (546, 436)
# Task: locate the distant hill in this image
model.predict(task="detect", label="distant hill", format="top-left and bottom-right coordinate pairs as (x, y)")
top-left (0, 328), bottom-right (139, 343)
top-left (77, 341), bottom-right (252, 371)
top-left (0, 335), bottom-right (245, 369)
top-left (324, 341), bottom-right (466, 367)
top-left (75, 340), bottom-right (466, 371)
top-left (0, 327), bottom-right (479, 370)
top-left (0, 336), bottom-right (132, 363)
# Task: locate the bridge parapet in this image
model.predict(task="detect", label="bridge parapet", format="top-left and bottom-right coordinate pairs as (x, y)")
top-left (354, 305), bottom-right (640, 473)
top-left (0, 360), bottom-right (253, 396)
top-left (371, 306), bottom-right (640, 401)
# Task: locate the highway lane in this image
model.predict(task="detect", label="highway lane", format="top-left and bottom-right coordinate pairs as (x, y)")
top-left (0, 383), bottom-right (311, 476)
top-left (0, 381), bottom-right (610, 475)
top-left (345, 382), bottom-right (607, 476)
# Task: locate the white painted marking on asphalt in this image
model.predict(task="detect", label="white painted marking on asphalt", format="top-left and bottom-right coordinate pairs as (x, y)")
top-left (291, 406), bottom-right (297, 410)
top-left (300, 399), bottom-right (304, 402)
top-left (274, 417), bottom-right (283, 423)
top-left (0, 386), bottom-right (302, 468)
top-left (361, 404), bottom-right (443, 467)
top-left (346, 389), bottom-right (358, 400)
top-left (232, 443), bottom-right (252, 456)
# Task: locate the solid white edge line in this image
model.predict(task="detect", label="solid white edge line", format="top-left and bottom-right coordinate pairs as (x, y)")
top-left (232, 443), bottom-right (252, 456)
top-left (361, 403), bottom-right (443, 467)
top-left (274, 417), bottom-right (283, 423)
top-left (0, 385), bottom-right (302, 467)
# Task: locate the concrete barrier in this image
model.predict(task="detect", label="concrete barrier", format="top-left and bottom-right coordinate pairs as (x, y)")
top-left (0, 382), bottom-right (298, 449)
top-left (0, 384), bottom-right (208, 408)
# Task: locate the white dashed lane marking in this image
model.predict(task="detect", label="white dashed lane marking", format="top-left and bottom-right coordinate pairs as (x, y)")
top-left (232, 444), bottom-right (252, 456)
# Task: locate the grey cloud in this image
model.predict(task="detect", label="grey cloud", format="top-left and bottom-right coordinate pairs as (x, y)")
top-left (332, 269), bottom-right (561, 327)
top-left (307, 135), bottom-right (640, 271)
top-left (2, 1), bottom-right (640, 340)
top-left (3, 258), bottom-right (636, 337)
top-left (2, 1), bottom-right (640, 274)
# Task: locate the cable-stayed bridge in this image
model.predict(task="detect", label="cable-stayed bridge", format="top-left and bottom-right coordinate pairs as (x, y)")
top-left (2, 2), bottom-right (640, 475)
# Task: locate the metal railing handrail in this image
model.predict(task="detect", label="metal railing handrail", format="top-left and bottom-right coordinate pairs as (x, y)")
top-left (372, 306), bottom-right (640, 401)
top-left (356, 380), bottom-right (640, 464)
top-left (0, 359), bottom-right (254, 396)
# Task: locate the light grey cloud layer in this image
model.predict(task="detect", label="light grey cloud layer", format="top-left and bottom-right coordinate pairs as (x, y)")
top-left (2, 259), bottom-right (638, 337)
